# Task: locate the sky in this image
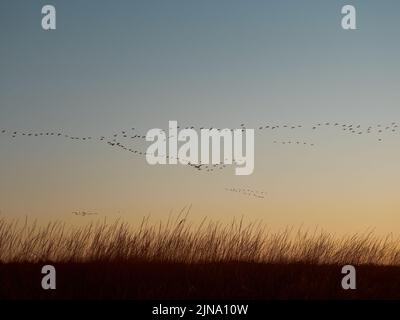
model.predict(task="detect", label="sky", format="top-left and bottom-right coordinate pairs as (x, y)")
top-left (1, 0), bottom-right (400, 235)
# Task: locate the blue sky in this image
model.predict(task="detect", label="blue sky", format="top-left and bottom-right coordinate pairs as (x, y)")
top-left (2, 0), bottom-right (399, 132)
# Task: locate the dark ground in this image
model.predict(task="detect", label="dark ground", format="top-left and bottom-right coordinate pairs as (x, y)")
top-left (1, 261), bottom-right (400, 300)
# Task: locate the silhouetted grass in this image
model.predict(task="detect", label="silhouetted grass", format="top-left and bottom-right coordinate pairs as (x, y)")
top-left (1, 214), bottom-right (400, 299)
top-left (1, 215), bottom-right (400, 265)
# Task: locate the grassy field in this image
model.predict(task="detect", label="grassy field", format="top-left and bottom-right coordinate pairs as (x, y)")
top-left (1, 214), bottom-right (400, 299)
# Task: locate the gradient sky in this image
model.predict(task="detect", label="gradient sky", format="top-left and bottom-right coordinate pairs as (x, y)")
top-left (1, 0), bottom-right (400, 235)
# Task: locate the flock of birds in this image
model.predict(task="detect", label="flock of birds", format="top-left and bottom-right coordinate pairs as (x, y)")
top-left (1, 121), bottom-right (399, 174)
top-left (255, 121), bottom-right (399, 144)
top-left (72, 211), bottom-right (98, 217)
top-left (2, 121), bottom-right (400, 202)
top-left (224, 187), bottom-right (267, 199)
top-left (0, 122), bottom-right (399, 198)
top-left (0, 127), bottom-right (230, 172)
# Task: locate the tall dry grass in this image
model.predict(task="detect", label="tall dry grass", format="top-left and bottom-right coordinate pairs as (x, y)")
top-left (1, 213), bottom-right (400, 265)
